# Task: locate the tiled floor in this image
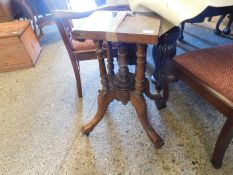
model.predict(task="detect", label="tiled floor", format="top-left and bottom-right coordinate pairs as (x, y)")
top-left (0, 20), bottom-right (233, 174)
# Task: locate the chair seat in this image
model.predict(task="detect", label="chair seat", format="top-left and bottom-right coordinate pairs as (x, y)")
top-left (72, 40), bottom-right (118, 52)
top-left (174, 44), bottom-right (233, 102)
top-left (72, 39), bottom-right (96, 51)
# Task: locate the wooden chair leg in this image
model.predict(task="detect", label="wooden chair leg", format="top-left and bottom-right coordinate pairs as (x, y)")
top-left (155, 81), bottom-right (169, 110)
top-left (223, 14), bottom-right (233, 35)
top-left (211, 116), bottom-right (233, 169)
top-left (214, 14), bottom-right (227, 35)
top-left (38, 25), bottom-right (44, 38)
top-left (70, 56), bottom-right (82, 98)
top-left (178, 22), bottom-right (185, 41)
top-left (207, 17), bottom-right (212, 22)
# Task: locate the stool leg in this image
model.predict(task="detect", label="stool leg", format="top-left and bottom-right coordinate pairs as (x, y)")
top-left (212, 117), bottom-right (233, 169)
top-left (131, 44), bottom-right (164, 148)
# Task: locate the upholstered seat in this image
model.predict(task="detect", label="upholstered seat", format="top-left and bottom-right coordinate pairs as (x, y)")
top-left (168, 44), bottom-right (233, 169)
top-left (174, 44), bottom-right (233, 102)
top-left (72, 39), bottom-right (96, 51)
top-left (72, 39), bottom-right (118, 52)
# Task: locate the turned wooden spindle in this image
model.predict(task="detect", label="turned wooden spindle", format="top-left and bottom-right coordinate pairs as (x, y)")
top-left (95, 40), bottom-right (108, 91)
top-left (135, 44), bottom-right (147, 96)
top-left (107, 41), bottom-right (115, 77)
top-left (113, 42), bottom-right (134, 90)
top-left (118, 42), bottom-right (129, 83)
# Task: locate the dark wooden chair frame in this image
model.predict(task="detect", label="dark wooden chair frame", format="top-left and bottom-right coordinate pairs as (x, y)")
top-left (179, 8), bottom-right (233, 41)
top-left (164, 53), bottom-right (233, 169)
top-left (213, 13), bottom-right (233, 35)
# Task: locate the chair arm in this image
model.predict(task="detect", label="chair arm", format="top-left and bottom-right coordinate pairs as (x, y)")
top-left (52, 4), bottom-right (130, 19)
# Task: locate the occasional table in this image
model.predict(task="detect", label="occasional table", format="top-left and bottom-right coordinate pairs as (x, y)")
top-left (72, 11), bottom-right (164, 148)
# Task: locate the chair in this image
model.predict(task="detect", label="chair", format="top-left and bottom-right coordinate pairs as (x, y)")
top-left (18, 0), bottom-right (70, 38)
top-left (214, 13), bottom-right (233, 35)
top-left (179, 13), bottom-right (233, 41)
top-left (164, 44), bottom-right (233, 168)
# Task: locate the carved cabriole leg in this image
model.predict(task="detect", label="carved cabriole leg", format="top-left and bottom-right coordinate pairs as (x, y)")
top-left (223, 13), bottom-right (233, 35)
top-left (81, 91), bottom-right (114, 135)
top-left (211, 116), bottom-right (233, 169)
top-left (131, 44), bottom-right (164, 148)
top-left (152, 27), bottom-right (180, 109)
top-left (134, 44), bottom-right (147, 96)
top-left (81, 40), bottom-right (113, 135)
top-left (114, 43), bottom-right (129, 89)
top-left (117, 43), bottom-right (129, 84)
top-left (214, 14), bottom-right (227, 35)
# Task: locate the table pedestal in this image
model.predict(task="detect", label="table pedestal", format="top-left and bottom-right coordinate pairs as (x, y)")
top-left (81, 41), bottom-right (164, 148)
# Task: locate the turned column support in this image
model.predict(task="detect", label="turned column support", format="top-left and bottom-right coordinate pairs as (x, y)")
top-left (107, 41), bottom-right (115, 77)
top-left (134, 44), bottom-right (147, 96)
top-left (113, 42), bottom-right (134, 91)
top-left (95, 40), bottom-right (109, 91)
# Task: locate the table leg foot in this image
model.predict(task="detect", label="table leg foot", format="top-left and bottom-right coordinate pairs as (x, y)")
top-left (81, 91), bottom-right (113, 135)
top-left (155, 98), bottom-right (167, 110)
top-left (144, 78), bottom-right (162, 101)
top-left (130, 92), bottom-right (164, 148)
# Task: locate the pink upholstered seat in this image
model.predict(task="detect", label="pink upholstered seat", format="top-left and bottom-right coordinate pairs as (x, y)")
top-left (72, 40), bottom-right (117, 51)
top-left (174, 44), bottom-right (233, 102)
top-left (72, 39), bottom-right (96, 51)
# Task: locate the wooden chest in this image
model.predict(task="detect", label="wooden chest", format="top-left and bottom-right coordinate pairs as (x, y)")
top-left (0, 20), bottom-right (42, 72)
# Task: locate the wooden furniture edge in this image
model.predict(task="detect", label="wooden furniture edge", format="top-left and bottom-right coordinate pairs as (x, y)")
top-left (171, 59), bottom-right (233, 117)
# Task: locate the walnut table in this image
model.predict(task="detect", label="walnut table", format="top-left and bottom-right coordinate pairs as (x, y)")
top-left (72, 11), bottom-right (164, 148)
